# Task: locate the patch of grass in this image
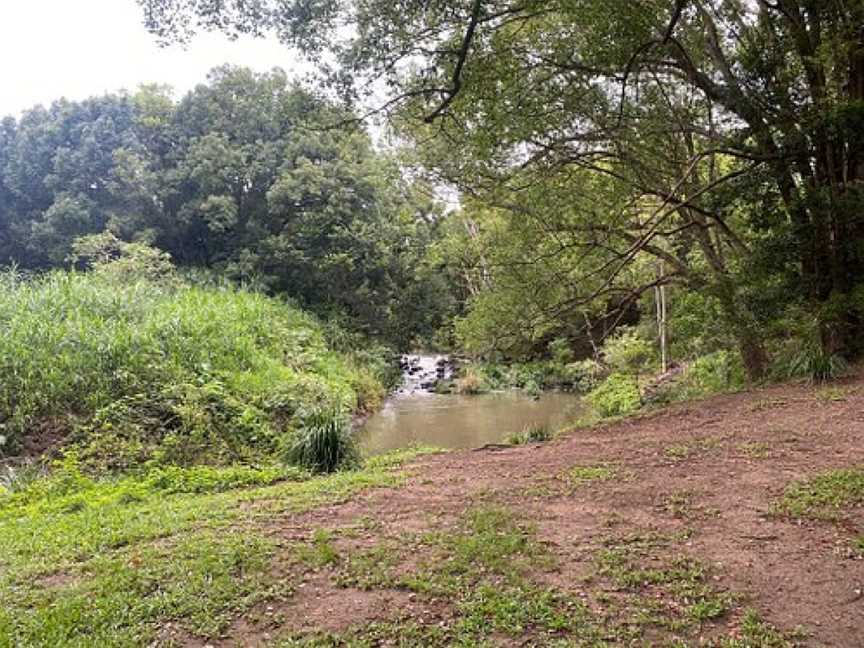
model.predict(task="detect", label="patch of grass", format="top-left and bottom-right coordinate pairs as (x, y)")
top-left (815, 386), bottom-right (849, 403)
top-left (595, 533), bottom-right (735, 632)
top-left (566, 464), bottom-right (617, 486)
top-left (0, 530), bottom-right (280, 644)
top-left (664, 436), bottom-right (723, 460)
top-left (714, 609), bottom-right (795, 647)
top-left (0, 270), bottom-right (386, 469)
top-left (507, 423), bottom-right (553, 445)
top-left (285, 510), bottom-right (789, 648)
top-left (738, 441), bottom-right (771, 459)
top-left (777, 467), bottom-right (864, 520)
top-left (295, 529), bottom-right (340, 569)
top-left (0, 446), bottom-right (436, 645)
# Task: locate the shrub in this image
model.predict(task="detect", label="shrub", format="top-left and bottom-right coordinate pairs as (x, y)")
top-left (455, 368), bottom-right (488, 394)
top-left (285, 408), bottom-right (360, 473)
top-left (601, 326), bottom-right (655, 375)
top-left (585, 373), bottom-right (641, 417)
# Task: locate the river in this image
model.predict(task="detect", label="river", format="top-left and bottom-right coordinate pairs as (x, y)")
top-left (358, 355), bottom-right (583, 454)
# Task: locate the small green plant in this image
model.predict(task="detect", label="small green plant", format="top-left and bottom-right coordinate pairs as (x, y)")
top-left (664, 437), bottom-right (723, 460)
top-left (507, 424), bottom-right (552, 445)
top-left (286, 408), bottom-right (360, 473)
top-left (585, 373), bottom-right (641, 417)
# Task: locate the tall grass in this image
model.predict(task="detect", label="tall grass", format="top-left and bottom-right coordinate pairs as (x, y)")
top-left (285, 408), bottom-right (360, 473)
top-left (0, 270), bottom-right (382, 468)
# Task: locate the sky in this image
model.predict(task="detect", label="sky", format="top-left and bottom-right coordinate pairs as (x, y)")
top-left (0, 0), bottom-right (304, 118)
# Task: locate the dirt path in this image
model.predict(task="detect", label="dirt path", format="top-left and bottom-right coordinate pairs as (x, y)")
top-left (207, 377), bottom-right (864, 647)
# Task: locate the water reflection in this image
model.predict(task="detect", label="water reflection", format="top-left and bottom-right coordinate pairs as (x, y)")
top-left (358, 391), bottom-right (583, 455)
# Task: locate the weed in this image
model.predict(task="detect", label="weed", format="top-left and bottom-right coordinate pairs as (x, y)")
top-left (585, 373), bottom-right (641, 417)
top-left (815, 386), bottom-right (849, 403)
top-left (0, 270), bottom-right (386, 468)
top-left (664, 436), bottom-right (723, 460)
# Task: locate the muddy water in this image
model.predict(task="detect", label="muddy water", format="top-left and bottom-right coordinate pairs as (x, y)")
top-left (358, 390), bottom-right (583, 455)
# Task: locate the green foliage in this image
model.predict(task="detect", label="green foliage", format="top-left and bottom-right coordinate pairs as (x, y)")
top-left (0, 446), bottom-right (433, 645)
top-left (585, 373), bottom-right (641, 418)
top-left (567, 464), bottom-right (617, 486)
top-left (0, 270), bottom-right (381, 467)
top-left (506, 424), bottom-right (553, 446)
top-left (651, 351), bottom-right (746, 405)
top-left (786, 346), bottom-right (849, 383)
top-left (602, 326), bottom-right (655, 375)
top-left (0, 66), bottom-right (457, 347)
top-left (285, 408), bottom-right (360, 473)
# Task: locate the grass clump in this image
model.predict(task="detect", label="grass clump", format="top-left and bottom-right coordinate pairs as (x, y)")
top-left (777, 467), bottom-right (864, 520)
top-left (0, 270), bottom-right (384, 469)
top-left (507, 423), bottom-right (553, 445)
top-left (286, 409), bottom-right (359, 473)
top-left (567, 464), bottom-right (617, 486)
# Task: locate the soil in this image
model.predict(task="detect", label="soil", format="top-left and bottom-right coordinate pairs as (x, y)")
top-left (215, 376), bottom-right (864, 646)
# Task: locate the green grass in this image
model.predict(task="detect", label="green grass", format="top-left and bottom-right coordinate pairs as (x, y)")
top-left (664, 436), bottom-right (723, 460)
top-left (777, 467), bottom-right (864, 520)
top-left (507, 423), bottom-right (554, 445)
top-left (0, 447), bottom-right (439, 646)
top-left (282, 509), bottom-right (792, 647)
top-left (0, 270), bottom-right (386, 468)
top-left (567, 464), bottom-right (617, 486)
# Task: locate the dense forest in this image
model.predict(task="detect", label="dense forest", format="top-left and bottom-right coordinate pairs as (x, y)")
top-left (2, 2), bottom-right (864, 645)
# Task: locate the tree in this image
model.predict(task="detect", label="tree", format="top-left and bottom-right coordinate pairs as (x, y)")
top-left (137, 0), bottom-right (864, 377)
top-left (0, 65), bottom-right (454, 346)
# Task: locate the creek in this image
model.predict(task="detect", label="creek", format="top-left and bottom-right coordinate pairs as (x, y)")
top-left (358, 355), bottom-right (583, 454)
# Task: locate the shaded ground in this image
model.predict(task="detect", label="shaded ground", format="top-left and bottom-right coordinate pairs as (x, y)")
top-left (210, 376), bottom-right (864, 647)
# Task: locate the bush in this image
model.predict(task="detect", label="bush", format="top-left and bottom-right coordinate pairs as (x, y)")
top-left (585, 373), bottom-right (641, 417)
top-left (646, 351), bottom-right (745, 405)
top-left (455, 368), bottom-right (489, 394)
top-left (285, 408), bottom-right (360, 473)
top-left (601, 326), bottom-right (655, 375)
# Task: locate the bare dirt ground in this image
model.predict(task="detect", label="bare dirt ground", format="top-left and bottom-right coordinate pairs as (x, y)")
top-left (205, 376), bottom-right (864, 647)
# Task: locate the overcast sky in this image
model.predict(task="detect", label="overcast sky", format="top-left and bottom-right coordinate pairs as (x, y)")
top-left (0, 0), bottom-right (303, 118)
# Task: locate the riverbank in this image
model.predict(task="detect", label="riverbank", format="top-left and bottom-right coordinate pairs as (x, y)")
top-left (3, 374), bottom-right (863, 645)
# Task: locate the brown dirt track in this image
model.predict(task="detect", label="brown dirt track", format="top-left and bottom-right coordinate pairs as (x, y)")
top-left (208, 376), bottom-right (864, 647)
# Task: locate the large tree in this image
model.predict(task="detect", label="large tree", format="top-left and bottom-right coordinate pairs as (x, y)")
top-left (138, 0), bottom-right (864, 377)
top-left (0, 66), bottom-right (452, 345)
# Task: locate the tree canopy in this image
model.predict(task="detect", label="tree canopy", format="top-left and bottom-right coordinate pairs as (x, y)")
top-left (0, 65), bottom-right (454, 345)
top-left (137, 0), bottom-right (864, 377)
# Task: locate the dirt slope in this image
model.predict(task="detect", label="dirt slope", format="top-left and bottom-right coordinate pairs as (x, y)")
top-left (202, 376), bottom-right (864, 647)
